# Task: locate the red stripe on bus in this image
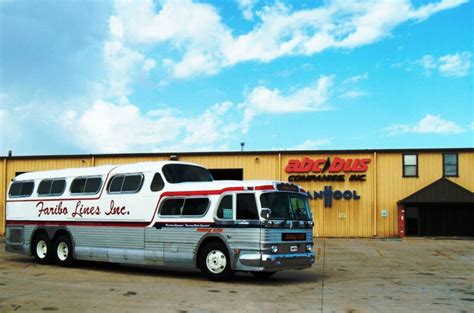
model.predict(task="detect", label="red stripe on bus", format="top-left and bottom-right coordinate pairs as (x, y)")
top-left (255, 185), bottom-right (274, 191)
top-left (148, 186), bottom-right (247, 222)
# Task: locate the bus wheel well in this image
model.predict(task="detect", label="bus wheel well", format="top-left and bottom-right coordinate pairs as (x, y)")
top-left (196, 237), bottom-right (228, 269)
top-left (53, 229), bottom-right (70, 241)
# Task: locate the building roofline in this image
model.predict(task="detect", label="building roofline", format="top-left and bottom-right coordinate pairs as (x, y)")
top-left (1, 147), bottom-right (473, 160)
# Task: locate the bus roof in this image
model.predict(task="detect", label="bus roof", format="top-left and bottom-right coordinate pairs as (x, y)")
top-left (12, 161), bottom-right (207, 181)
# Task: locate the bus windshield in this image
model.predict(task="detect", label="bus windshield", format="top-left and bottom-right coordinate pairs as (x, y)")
top-left (162, 164), bottom-right (213, 183)
top-left (260, 192), bottom-right (312, 221)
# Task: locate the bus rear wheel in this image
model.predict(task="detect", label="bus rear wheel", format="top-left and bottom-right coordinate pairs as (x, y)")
top-left (199, 242), bottom-right (234, 281)
top-left (54, 235), bottom-right (74, 267)
top-left (33, 233), bottom-right (54, 265)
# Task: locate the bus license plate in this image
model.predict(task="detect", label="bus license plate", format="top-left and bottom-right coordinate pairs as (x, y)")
top-left (290, 245), bottom-right (298, 252)
top-left (282, 233), bottom-right (306, 241)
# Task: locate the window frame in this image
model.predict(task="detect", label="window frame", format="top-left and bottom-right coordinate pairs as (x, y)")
top-left (107, 173), bottom-right (144, 194)
top-left (158, 196), bottom-right (210, 217)
top-left (37, 178), bottom-right (66, 197)
top-left (8, 180), bottom-right (35, 198)
top-left (70, 176), bottom-right (103, 195)
top-left (443, 153), bottom-right (459, 177)
top-left (402, 153), bottom-right (418, 178)
top-left (215, 194), bottom-right (235, 220)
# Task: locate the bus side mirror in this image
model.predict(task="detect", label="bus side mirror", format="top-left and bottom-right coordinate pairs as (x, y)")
top-left (260, 208), bottom-right (272, 220)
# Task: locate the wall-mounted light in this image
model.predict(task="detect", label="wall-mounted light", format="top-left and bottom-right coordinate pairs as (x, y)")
top-left (255, 156), bottom-right (260, 163)
top-left (170, 154), bottom-right (178, 161)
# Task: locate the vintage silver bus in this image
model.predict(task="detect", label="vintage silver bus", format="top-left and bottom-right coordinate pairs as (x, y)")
top-left (5, 161), bottom-right (315, 280)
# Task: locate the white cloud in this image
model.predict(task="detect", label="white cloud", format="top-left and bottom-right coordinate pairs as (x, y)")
top-left (241, 75), bottom-right (334, 132)
top-left (418, 52), bottom-right (471, 77)
top-left (109, 0), bottom-right (467, 79)
top-left (246, 75), bottom-right (334, 113)
top-left (291, 139), bottom-right (332, 150)
top-left (343, 73), bottom-right (368, 84)
top-left (418, 55), bottom-right (437, 70)
top-left (237, 0), bottom-right (258, 20)
top-left (385, 114), bottom-right (465, 135)
top-left (408, 0), bottom-right (467, 20)
top-left (102, 16), bottom-right (157, 102)
top-left (60, 100), bottom-right (242, 153)
top-left (438, 52), bottom-right (472, 77)
top-left (339, 90), bottom-right (367, 99)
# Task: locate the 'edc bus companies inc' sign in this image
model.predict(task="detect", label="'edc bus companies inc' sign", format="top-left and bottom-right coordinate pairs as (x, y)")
top-left (285, 157), bottom-right (371, 182)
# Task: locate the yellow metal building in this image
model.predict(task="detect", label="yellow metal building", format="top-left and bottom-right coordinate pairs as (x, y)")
top-left (1, 148), bottom-right (473, 237)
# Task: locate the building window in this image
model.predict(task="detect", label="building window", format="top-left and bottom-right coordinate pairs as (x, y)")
top-left (443, 153), bottom-right (458, 177)
top-left (403, 154), bottom-right (418, 177)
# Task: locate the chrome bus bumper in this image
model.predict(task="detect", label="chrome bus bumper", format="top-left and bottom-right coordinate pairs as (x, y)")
top-left (238, 252), bottom-right (316, 271)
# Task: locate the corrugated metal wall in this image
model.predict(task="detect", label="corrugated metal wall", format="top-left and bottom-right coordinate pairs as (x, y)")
top-left (376, 152), bottom-right (474, 237)
top-left (1, 151), bottom-right (473, 237)
top-left (280, 153), bottom-right (375, 238)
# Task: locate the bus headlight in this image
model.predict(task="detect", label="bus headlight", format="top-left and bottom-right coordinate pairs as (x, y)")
top-left (271, 245), bottom-right (278, 253)
top-left (306, 243), bottom-right (313, 252)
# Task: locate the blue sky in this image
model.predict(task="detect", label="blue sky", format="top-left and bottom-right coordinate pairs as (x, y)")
top-left (0, 0), bottom-right (472, 155)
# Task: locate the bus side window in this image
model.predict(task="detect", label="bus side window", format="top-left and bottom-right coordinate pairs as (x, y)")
top-left (150, 173), bottom-right (165, 192)
top-left (8, 181), bottom-right (34, 197)
top-left (217, 195), bottom-right (233, 219)
top-left (236, 193), bottom-right (258, 220)
top-left (182, 198), bottom-right (209, 216)
top-left (160, 198), bottom-right (184, 216)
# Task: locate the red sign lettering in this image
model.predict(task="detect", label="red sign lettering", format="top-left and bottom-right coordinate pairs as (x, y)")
top-left (285, 157), bottom-right (370, 173)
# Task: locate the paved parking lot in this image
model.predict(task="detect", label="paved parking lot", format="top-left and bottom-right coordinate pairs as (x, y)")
top-left (0, 237), bottom-right (473, 312)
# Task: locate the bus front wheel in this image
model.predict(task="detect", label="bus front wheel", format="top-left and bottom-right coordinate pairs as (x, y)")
top-left (199, 242), bottom-right (234, 281)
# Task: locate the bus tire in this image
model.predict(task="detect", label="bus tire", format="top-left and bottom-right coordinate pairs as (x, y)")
top-left (33, 233), bottom-right (54, 265)
top-left (251, 271), bottom-right (276, 278)
top-left (199, 242), bottom-right (234, 281)
top-left (54, 235), bottom-right (74, 267)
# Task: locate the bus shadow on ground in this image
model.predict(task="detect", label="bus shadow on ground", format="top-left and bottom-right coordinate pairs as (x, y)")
top-left (78, 260), bottom-right (322, 285)
top-left (5, 255), bottom-right (321, 285)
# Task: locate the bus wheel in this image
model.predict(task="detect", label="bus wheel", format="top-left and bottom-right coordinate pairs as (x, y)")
top-left (251, 271), bottom-right (276, 278)
top-left (199, 242), bottom-right (234, 281)
top-left (33, 233), bottom-right (54, 265)
top-left (54, 235), bottom-right (74, 267)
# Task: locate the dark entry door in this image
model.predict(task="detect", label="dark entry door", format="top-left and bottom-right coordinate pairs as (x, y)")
top-left (406, 204), bottom-right (474, 237)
